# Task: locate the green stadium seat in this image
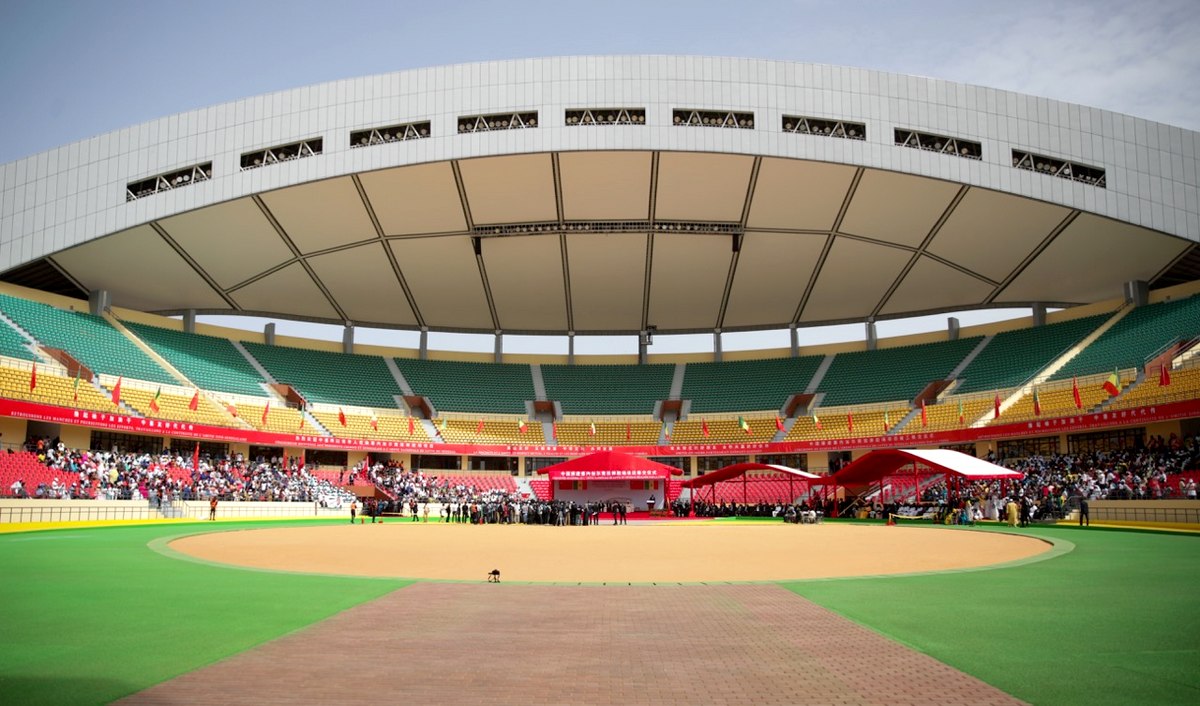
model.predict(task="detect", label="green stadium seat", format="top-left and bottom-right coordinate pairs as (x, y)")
top-left (681, 356), bottom-right (823, 413)
top-left (124, 322), bottom-right (268, 396)
top-left (954, 314), bottom-right (1108, 394)
top-left (541, 364), bottom-right (674, 414)
top-left (394, 358), bottom-right (533, 414)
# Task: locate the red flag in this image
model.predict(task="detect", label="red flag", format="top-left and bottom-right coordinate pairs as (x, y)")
top-left (994, 394), bottom-right (1001, 420)
top-left (370, 415), bottom-right (379, 431)
top-left (1160, 365), bottom-right (1171, 387)
top-left (775, 416), bottom-right (785, 432)
top-left (476, 419), bottom-right (485, 435)
top-left (626, 422), bottom-right (631, 442)
top-left (188, 389), bottom-right (199, 411)
top-left (518, 419), bottom-right (527, 434)
top-left (702, 419), bottom-right (710, 438)
top-left (1072, 377), bottom-right (1082, 409)
top-left (261, 402), bottom-right (270, 426)
top-left (192, 442), bottom-right (199, 472)
top-left (338, 408), bottom-right (347, 426)
top-left (847, 412), bottom-right (854, 433)
top-left (920, 399), bottom-right (928, 427)
top-left (29, 362), bottom-right (36, 391)
top-left (957, 399), bottom-right (965, 425)
top-left (1032, 388), bottom-right (1042, 417)
top-left (111, 376), bottom-right (122, 406)
top-left (552, 421), bottom-right (558, 440)
top-left (226, 402), bottom-right (238, 418)
top-left (408, 416), bottom-right (415, 435)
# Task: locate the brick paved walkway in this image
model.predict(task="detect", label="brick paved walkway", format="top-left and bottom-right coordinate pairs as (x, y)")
top-left (118, 583), bottom-right (1024, 705)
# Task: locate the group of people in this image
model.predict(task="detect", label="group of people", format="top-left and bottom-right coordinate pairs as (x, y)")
top-left (8, 436), bottom-right (354, 508)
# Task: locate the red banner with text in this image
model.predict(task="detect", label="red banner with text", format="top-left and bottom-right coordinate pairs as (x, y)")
top-left (1, 396), bottom-right (1196, 457)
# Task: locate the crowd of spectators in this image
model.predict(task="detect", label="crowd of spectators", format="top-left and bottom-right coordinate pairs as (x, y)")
top-left (8, 436), bottom-right (354, 507)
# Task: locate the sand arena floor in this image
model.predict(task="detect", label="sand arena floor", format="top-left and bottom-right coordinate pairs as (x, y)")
top-left (169, 522), bottom-right (1051, 583)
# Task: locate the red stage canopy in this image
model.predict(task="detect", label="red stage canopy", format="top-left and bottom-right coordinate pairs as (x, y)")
top-left (828, 449), bottom-right (1023, 486)
top-left (681, 462), bottom-right (820, 489)
top-left (535, 450), bottom-right (684, 481)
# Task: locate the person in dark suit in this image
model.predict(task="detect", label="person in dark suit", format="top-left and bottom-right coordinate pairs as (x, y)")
top-left (1078, 497), bottom-right (1089, 527)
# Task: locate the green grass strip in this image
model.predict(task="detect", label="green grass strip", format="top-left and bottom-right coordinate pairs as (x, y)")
top-left (0, 520), bottom-right (409, 706)
top-left (781, 525), bottom-right (1200, 706)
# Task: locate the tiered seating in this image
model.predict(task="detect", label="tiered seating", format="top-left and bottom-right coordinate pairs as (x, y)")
top-left (541, 364), bottom-right (674, 414)
top-left (114, 384), bottom-right (241, 428)
top-left (125, 322), bottom-right (267, 396)
top-left (1054, 295), bottom-right (1200, 380)
top-left (552, 421), bottom-right (661, 445)
top-left (918, 397), bottom-right (995, 431)
top-left (528, 478), bottom-right (551, 500)
top-left (0, 293), bottom-right (175, 384)
top-left (0, 451), bottom-right (85, 497)
top-left (310, 409), bottom-right (432, 441)
top-left (680, 355), bottom-right (824, 412)
top-left (394, 358), bottom-right (532, 414)
top-left (993, 371), bottom-right (1134, 424)
top-left (954, 314), bottom-right (1108, 394)
top-left (1108, 365), bottom-right (1200, 410)
top-left (785, 406), bottom-right (912, 441)
top-left (242, 342), bottom-right (402, 408)
top-left (429, 473), bottom-right (518, 493)
top-left (0, 365), bottom-right (117, 412)
top-left (0, 321), bottom-right (36, 361)
top-left (238, 402), bottom-right (306, 434)
top-left (437, 419), bottom-right (546, 444)
top-left (694, 475), bottom-right (803, 504)
top-left (817, 337), bottom-right (981, 406)
top-left (670, 417), bottom-right (775, 443)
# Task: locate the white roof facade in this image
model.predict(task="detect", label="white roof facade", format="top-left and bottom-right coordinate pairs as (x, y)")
top-left (0, 56), bottom-right (1196, 334)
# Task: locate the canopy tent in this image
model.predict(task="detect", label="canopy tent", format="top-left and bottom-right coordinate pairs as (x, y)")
top-left (535, 451), bottom-right (684, 507)
top-left (820, 449), bottom-right (1024, 513)
top-left (681, 463), bottom-right (820, 507)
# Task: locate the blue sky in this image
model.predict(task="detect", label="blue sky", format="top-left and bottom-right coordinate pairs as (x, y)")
top-left (1, 0), bottom-right (1196, 354)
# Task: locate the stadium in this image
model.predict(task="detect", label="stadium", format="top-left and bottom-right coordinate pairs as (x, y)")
top-left (1, 56), bottom-right (1198, 705)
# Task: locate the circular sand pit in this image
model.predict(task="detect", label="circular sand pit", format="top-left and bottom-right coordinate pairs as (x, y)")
top-left (167, 523), bottom-right (1053, 583)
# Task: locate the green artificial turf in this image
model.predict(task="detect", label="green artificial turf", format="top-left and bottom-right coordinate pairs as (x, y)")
top-left (782, 525), bottom-right (1200, 706)
top-left (0, 521), bottom-right (409, 706)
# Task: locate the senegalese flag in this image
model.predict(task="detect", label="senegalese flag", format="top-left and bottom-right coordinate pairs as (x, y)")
top-left (298, 411), bottom-right (306, 430)
top-left (883, 411), bottom-right (891, 433)
top-left (812, 414), bottom-right (821, 430)
top-left (518, 419), bottom-right (528, 434)
top-left (957, 399), bottom-right (964, 425)
top-left (664, 422), bottom-right (673, 440)
top-left (738, 416), bottom-right (750, 434)
top-left (437, 418), bottom-right (448, 434)
top-left (1102, 368), bottom-right (1122, 397)
top-left (149, 387), bottom-right (161, 414)
top-left (1032, 387), bottom-right (1042, 416)
top-left (72, 370), bottom-right (81, 402)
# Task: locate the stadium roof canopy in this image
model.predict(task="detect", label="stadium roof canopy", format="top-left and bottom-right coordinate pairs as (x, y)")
top-left (2, 57), bottom-right (1198, 337)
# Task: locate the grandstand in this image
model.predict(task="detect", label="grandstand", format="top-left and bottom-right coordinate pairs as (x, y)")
top-left (0, 321), bottom-right (36, 361)
top-left (0, 293), bottom-right (175, 385)
top-left (680, 356), bottom-right (824, 413)
top-left (1053, 295), bottom-right (1200, 380)
top-left (394, 358), bottom-right (533, 414)
top-left (541, 363), bottom-right (674, 414)
top-left (816, 337), bottom-right (982, 406)
top-left (953, 314), bottom-right (1109, 394)
top-left (0, 364), bottom-right (119, 413)
top-left (124, 322), bottom-right (269, 396)
top-left (242, 342), bottom-right (402, 408)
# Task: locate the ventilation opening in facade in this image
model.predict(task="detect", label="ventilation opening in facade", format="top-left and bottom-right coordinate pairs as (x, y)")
top-left (350, 121), bottom-right (431, 147)
top-left (457, 112), bottom-right (538, 133)
top-left (782, 115), bottom-right (865, 140)
top-left (894, 129), bottom-right (982, 159)
top-left (565, 108), bottom-right (646, 125)
top-left (1012, 149), bottom-right (1105, 187)
top-left (672, 109), bottom-right (754, 129)
top-left (240, 138), bottom-right (323, 170)
top-left (126, 162), bottom-right (213, 201)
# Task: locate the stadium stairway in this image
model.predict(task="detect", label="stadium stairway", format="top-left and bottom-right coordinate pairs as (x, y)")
top-left (383, 358), bottom-right (416, 396)
top-left (805, 355), bottom-right (835, 393)
top-left (947, 336), bottom-right (993, 381)
top-left (230, 340), bottom-right (277, 385)
top-left (772, 416), bottom-right (796, 442)
top-left (887, 407), bottom-right (921, 435)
